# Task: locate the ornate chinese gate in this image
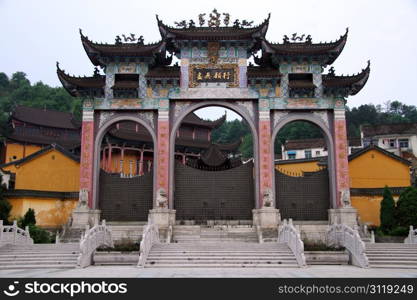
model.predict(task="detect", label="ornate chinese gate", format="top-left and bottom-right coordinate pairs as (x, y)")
top-left (175, 161), bottom-right (254, 221)
top-left (275, 168), bottom-right (329, 220)
top-left (57, 10), bottom-right (369, 229)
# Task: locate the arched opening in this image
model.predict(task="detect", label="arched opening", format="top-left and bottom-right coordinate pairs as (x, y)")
top-left (169, 103), bottom-right (259, 224)
top-left (92, 116), bottom-right (157, 222)
top-left (272, 114), bottom-right (336, 221)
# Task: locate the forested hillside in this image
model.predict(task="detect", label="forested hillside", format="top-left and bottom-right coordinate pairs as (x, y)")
top-left (1, 71), bottom-right (417, 159)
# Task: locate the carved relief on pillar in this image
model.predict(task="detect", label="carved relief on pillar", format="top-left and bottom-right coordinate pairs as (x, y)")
top-left (312, 111), bottom-right (330, 130)
top-left (333, 109), bottom-right (351, 207)
top-left (313, 73), bottom-right (323, 98)
top-left (280, 74), bottom-right (289, 98)
top-left (235, 100), bottom-right (254, 121)
top-left (258, 111), bottom-right (273, 208)
top-left (173, 101), bottom-right (192, 120)
top-left (98, 111), bottom-right (115, 128)
top-left (157, 111), bottom-right (170, 202)
top-left (137, 111), bottom-right (156, 130)
top-left (272, 110), bottom-right (289, 129)
top-left (79, 115), bottom-right (95, 208)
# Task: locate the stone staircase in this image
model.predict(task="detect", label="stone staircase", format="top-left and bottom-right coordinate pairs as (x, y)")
top-left (366, 243), bottom-right (417, 269)
top-left (172, 225), bottom-right (258, 243)
top-left (59, 228), bottom-right (84, 243)
top-left (0, 243), bottom-right (79, 269)
top-left (142, 225), bottom-right (298, 268)
top-left (145, 242), bottom-right (298, 268)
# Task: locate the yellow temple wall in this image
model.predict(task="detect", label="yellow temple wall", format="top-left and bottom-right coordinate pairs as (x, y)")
top-left (8, 197), bottom-right (77, 228)
top-left (5, 143), bottom-right (42, 163)
top-left (3, 147), bottom-right (80, 227)
top-left (275, 161), bottom-right (322, 174)
top-left (3, 150), bottom-right (80, 192)
top-left (348, 149), bottom-right (410, 188)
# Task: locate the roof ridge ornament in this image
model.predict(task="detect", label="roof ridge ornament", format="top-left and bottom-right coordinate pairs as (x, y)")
top-left (283, 33), bottom-right (312, 44)
top-left (115, 34), bottom-right (144, 45)
top-left (172, 9), bottom-right (257, 29)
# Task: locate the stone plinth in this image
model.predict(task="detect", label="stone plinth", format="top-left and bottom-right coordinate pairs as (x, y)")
top-left (252, 208), bottom-right (281, 228)
top-left (148, 209), bottom-right (176, 228)
top-left (71, 208), bottom-right (101, 228)
top-left (328, 207), bottom-right (358, 227)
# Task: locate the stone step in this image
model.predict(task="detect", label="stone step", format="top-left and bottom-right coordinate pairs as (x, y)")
top-left (144, 263), bottom-right (298, 268)
top-left (0, 254), bottom-right (79, 259)
top-left (368, 264), bottom-right (417, 269)
top-left (146, 259), bottom-right (297, 265)
top-left (367, 257), bottom-right (417, 261)
top-left (0, 264), bottom-right (76, 270)
top-left (0, 259), bottom-right (78, 265)
top-left (368, 260), bottom-right (417, 265)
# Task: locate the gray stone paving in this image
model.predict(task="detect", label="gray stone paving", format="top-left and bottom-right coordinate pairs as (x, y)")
top-left (0, 266), bottom-right (417, 278)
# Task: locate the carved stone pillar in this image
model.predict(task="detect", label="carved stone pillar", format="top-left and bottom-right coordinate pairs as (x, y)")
top-left (148, 109), bottom-right (176, 228)
top-left (253, 109), bottom-right (280, 228)
top-left (79, 106), bottom-right (95, 208)
top-left (333, 109), bottom-right (351, 208)
top-left (156, 110), bottom-right (170, 202)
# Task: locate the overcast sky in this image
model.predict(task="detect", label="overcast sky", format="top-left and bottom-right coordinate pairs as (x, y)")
top-left (1, 0), bottom-right (416, 120)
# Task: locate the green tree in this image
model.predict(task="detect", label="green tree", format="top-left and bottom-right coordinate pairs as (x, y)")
top-left (380, 186), bottom-right (396, 232)
top-left (0, 176), bottom-right (12, 224)
top-left (395, 187), bottom-right (417, 228)
top-left (21, 208), bottom-right (36, 227)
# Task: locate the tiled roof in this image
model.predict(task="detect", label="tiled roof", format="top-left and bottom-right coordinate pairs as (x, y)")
top-left (361, 122), bottom-right (417, 137)
top-left (262, 28), bottom-right (348, 66)
top-left (157, 14), bottom-right (270, 41)
top-left (12, 105), bottom-right (81, 130)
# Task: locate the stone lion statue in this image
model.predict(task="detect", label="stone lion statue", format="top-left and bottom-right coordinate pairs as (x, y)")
top-left (156, 188), bottom-right (168, 208)
top-left (262, 188), bottom-right (273, 207)
top-left (77, 189), bottom-right (89, 209)
top-left (341, 189), bottom-right (351, 206)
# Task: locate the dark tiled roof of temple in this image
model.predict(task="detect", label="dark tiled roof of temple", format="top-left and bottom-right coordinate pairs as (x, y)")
top-left (11, 106), bottom-right (81, 130)
top-left (157, 14), bottom-right (270, 41)
top-left (262, 28), bottom-right (348, 66)
top-left (57, 63), bottom-right (105, 97)
top-left (361, 122), bottom-right (417, 137)
top-left (284, 137), bottom-right (361, 151)
top-left (80, 29), bottom-right (165, 66)
top-left (322, 60), bottom-right (370, 95)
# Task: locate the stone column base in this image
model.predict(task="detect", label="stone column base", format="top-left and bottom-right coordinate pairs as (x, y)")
top-left (328, 207), bottom-right (358, 227)
top-left (71, 208), bottom-right (101, 228)
top-left (252, 208), bottom-right (281, 228)
top-left (148, 208), bottom-right (176, 229)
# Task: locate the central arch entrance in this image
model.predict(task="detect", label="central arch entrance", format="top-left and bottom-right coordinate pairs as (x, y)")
top-left (169, 102), bottom-right (259, 223)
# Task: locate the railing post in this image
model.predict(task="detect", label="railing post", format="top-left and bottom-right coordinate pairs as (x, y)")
top-left (25, 226), bottom-right (30, 238)
top-left (0, 220), bottom-right (3, 242)
top-left (370, 230), bottom-right (375, 244)
top-left (13, 220), bottom-right (17, 244)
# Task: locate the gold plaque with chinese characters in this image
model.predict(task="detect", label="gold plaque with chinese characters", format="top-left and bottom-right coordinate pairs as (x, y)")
top-left (189, 64), bottom-right (239, 88)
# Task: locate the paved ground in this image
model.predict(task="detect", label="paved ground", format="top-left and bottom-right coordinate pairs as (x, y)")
top-left (1, 266), bottom-right (417, 278)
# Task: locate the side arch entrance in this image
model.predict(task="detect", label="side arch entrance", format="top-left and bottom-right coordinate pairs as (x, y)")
top-left (92, 115), bottom-right (157, 222)
top-left (271, 112), bottom-right (337, 221)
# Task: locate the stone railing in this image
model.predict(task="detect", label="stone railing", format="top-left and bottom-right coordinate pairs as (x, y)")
top-left (326, 223), bottom-right (369, 268)
top-left (77, 220), bottom-right (114, 268)
top-left (277, 219), bottom-right (306, 267)
top-left (255, 224), bottom-right (263, 243)
top-left (166, 225), bottom-right (173, 244)
top-left (404, 226), bottom-right (417, 244)
top-left (137, 223), bottom-right (159, 268)
top-left (0, 220), bottom-right (33, 247)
